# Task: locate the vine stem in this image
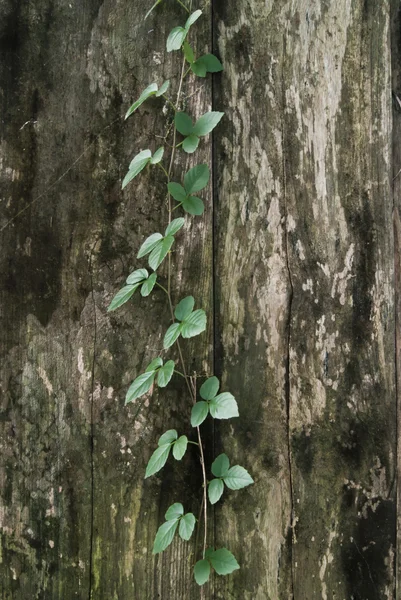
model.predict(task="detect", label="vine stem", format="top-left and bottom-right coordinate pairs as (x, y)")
top-left (191, 375), bottom-right (207, 560)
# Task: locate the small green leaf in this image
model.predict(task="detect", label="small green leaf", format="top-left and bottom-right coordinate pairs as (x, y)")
top-left (158, 429), bottom-right (178, 445)
top-left (190, 401), bottom-right (209, 427)
top-left (150, 146), bottom-right (164, 164)
top-left (173, 435), bottom-right (188, 460)
top-left (137, 232), bottom-right (163, 258)
top-left (122, 150), bottom-right (152, 189)
top-left (209, 548), bottom-right (239, 575)
top-left (182, 196), bottom-right (204, 215)
top-left (184, 164), bottom-right (210, 194)
top-left (223, 466), bottom-right (254, 490)
top-left (193, 112), bottom-right (224, 137)
top-left (200, 376), bottom-right (220, 400)
top-left (168, 182), bottom-right (187, 203)
top-left (145, 444), bottom-right (172, 478)
top-left (145, 0), bottom-right (163, 20)
top-left (152, 519), bottom-right (179, 553)
top-left (183, 40), bottom-right (195, 63)
top-left (125, 371), bottom-right (155, 404)
top-left (208, 479), bottom-right (224, 504)
top-left (165, 217), bottom-right (185, 237)
top-left (108, 284), bottom-right (139, 312)
top-left (155, 80), bottom-right (170, 97)
top-left (167, 26), bottom-right (187, 52)
top-left (179, 513), bottom-right (195, 540)
top-left (157, 360), bottom-right (175, 387)
top-left (145, 357), bottom-right (163, 372)
top-left (209, 392), bottom-right (239, 420)
top-left (182, 134), bottom-right (200, 153)
top-left (141, 272), bottom-right (157, 296)
top-left (125, 83), bottom-right (158, 119)
top-left (164, 322), bottom-right (182, 349)
top-left (175, 112), bottom-right (193, 136)
top-left (191, 61), bottom-right (207, 77)
top-left (165, 503), bottom-right (184, 520)
top-left (148, 236), bottom-right (175, 270)
top-left (211, 453), bottom-right (230, 478)
top-left (174, 296), bottom-right (195, 321)
top-left (194, 559), bottom-right (210, 586)
top-left (181, 309), bottom-right (206, 338)
top-left (185, 9), bottom-right (202, 31)
top-left (196, 53), bottom-right (223, 73)
top-left (126, 268), bottom-right (149, 285)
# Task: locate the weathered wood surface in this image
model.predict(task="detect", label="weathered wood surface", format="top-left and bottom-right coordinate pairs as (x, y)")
top-left (0, 0), bottom-right (398, 598)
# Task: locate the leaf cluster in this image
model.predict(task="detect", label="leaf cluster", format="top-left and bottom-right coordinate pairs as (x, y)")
top-left (208, 453), bottom-right (254, 505)
top-left (191, 376), bottom-right (239, 426)
top-left (153, 503), bottom-right (196, 554)
top-left (194, 548), bottom-right (239, 585)
top-left (164, 296), bottom-right (207, 349)
top-left (145, 429), bottom-right (188, 478)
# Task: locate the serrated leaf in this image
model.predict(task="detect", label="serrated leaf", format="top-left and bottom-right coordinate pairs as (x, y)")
top-left (155, 80), bottom-right (170, 97)
top-left (157, 360), bottom-right (175, 387)
top-left (126, 268), bottom-right (149, 285)
top-left (168, 182), bottom-right (187, 203)
top-left (125, 83), bottom-right (158, 119)
top-left (200, 376), bottom-right (220, 400)
top-left (125, 371), bottom-right (156, 404)
top-left (191, 61), bottom-right (207, 77)
top-left (150, 146), bottom-right (164, 164)
top-left (141, 272), bottom-right (157, 297)
top-left (185, 9), bottom-right (202, 31)
top-left (196, 53), bottom-right (223, 73)
top-left (190, 401), bottom-right (209, 427)
top-left (145, 0), bottom-right (163, 20)
top-left (223, 465), bottom-right (254, 490)
top-left (164, 322), bottom-right (182, 349)
top-left (179, 513), bottom-right (195, 540)
top-left (183, 40), bottom-right (195, 63)
top-left (107, 284), bottom-right (139, 312)
top-left (158, 429), bottom-right (178, 445)
top-left (152, 519), bottom-right (179, 553)
top-left (165, 217), bottom-right (184, 237)
top-left (137, 232), bottom-right (163, 258)
top-left (182, 134), bottom-right (199, 153)
top-left (181, 309), bottom-right (206, 338)
top-left (174, 295), bottom-right (194, 321)
top-left (211, 453), bottom-right (230, 478)
top-left (122, 150), bottom-right (152, 189)
top-left (194, 559), bottom-right (210, 586)
top-left (165, 503), bottom-right (184, 520)
top-left (209, 548), bottom-right (240, 575)
top-left (148, 235), bottom-right (174, 270)
top-left (182, 196), bottom-right (204, 215)
top-left (145, 444), bottom-right (172, 478)
top-left (209, 392), bottom-right (239, 420)
top-left (193, 112), bottom-right (224, 137)
top-left (167, 26), bottom-right (187, 52)
top-left (173, 435), bottom-right (188, 460)
top-left (184, 164), bottom-right (210, 194)
top-left (175, 112), bottom-right (193, 136)
top-left (145, 357), bottom-right (163, 372)
top-left (208, 479), bottom-right (224, 504)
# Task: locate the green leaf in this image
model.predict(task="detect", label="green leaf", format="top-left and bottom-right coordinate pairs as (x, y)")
top-left (167, 26), bottom-right (187, 52)
top-left (150, 146), bottom-right (164, 164)
top-left (209, 392), bottom-right (239, 420)
top-left (148, 235), bottom-right (175, 271)
top-left (174, 295), bottom-right (194, 321)
top-left (141, 272), bottom-right (157, 297)
top-left (173, 435), bottom-right (188, 460)
top-left (165, 217), bottom-right (185, 237)
top-left (196, 53), bottom-right (223, 73)
top-left (183, 40), bottom-right (195, 63)
top-left (145, 357), bottom-right (163, 372)
top-left (200, 376), bottom-right (220, 400)
top-left (208, 479), bottom-right (224, 504)
top-left (190, 401), bottom-right (209, 427)
top-left (185, 9), bottom-right (202, 31)
top-left (122, 150), bottom-right (152, 189)
top-left (126, 268), bottom-right (149, 285)
top-left (165, 503), bottom-right (184, 520)
top-left (164, 322), bottom-right (182, 349)
top-left (182, 134), bottom-right (200, 153)
top-left (107, 284), bottom-right (139, 312)
top-left (223, 466), bottom-right (254, 490)
top-left (137, 232), bottom-right (163, 258)
top-left (168, 182), bottom-right (187, 203)
top-left (155, 80), bottom-right (170, 97)
top-left (179, 513), bottom-right (195, 540)
top-left (209, 548), bottom-right (239, 575)
top-left (191, 61), bottom-right (207, 77)
top-left (158, 429), bottom-right (178, 445)
top-left (145, 444), bottom-right (171, 478)
top-left (145, 0), bottom-right (163, 20)
top-left (125, 371), bottom-right (155, 404)
top-left (175, 112), bottom-right (193, 136)
top-left (211, 453), bottom-right (230, 478)
top-left (193, 112), bottom-right (224, 137)
top-left (125, 83), bottom-right (158, 119)
top-left (152, 519), bottom-right (179, 553)
top-left (157, 360), bottom-right (175, 387)
top-left (184, 164), bottom-right (210, 194)
top-left (194, 559), bottom-right (210, 586)
top-left (181, 309), bottom-right (206, 338)
top-left (182, 196), bottom-right (204, 215)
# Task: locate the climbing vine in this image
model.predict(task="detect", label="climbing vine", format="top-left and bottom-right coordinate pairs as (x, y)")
top-left (108, 0), bottom-right (254, 587)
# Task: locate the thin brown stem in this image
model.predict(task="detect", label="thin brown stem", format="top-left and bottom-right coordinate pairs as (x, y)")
top-left (191, 376), bottom-right (207, 559)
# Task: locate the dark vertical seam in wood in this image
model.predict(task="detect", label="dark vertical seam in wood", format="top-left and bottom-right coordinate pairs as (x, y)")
top-left (88, 243), bottom-right (97, 600)
top-left (281, 31), bottom-right (295, 600)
